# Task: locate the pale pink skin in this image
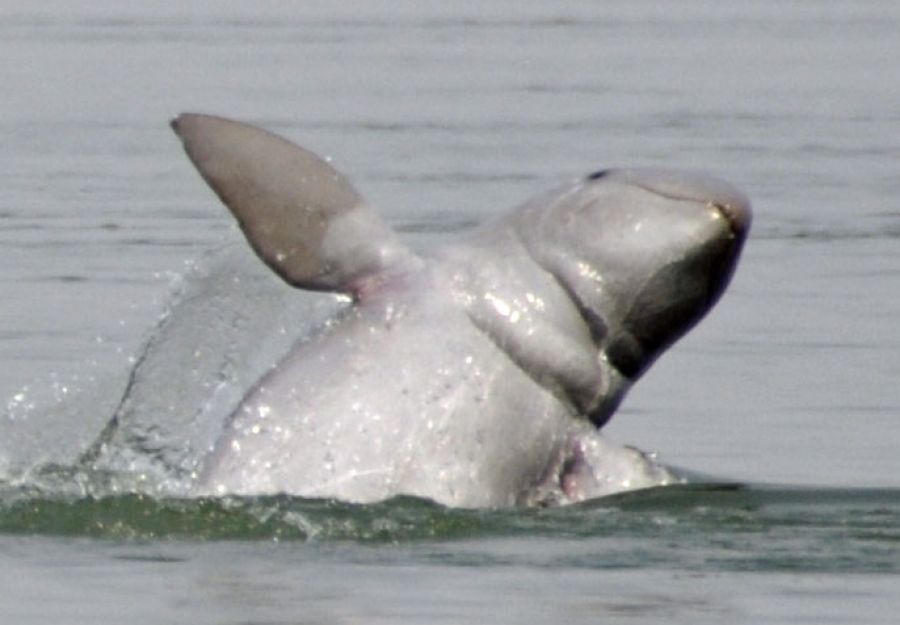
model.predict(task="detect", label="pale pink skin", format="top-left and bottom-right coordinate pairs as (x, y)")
top-left (173, 114), bottom-right (751, 508)
top-left (197, 176), bottom-right (747, 507)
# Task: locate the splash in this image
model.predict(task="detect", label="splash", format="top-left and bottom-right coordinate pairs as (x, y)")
top-left (2, 239), bottom-right (345, 497)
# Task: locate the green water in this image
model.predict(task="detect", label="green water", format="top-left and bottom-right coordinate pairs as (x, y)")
top-left (2, 475), bottom-right (896, 576)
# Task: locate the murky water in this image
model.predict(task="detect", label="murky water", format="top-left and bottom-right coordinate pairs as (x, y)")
top-left (1, 1), bottom-right (898, 623)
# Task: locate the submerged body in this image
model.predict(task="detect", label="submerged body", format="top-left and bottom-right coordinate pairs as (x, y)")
top-left (171, 114), bottom-right (751, 507)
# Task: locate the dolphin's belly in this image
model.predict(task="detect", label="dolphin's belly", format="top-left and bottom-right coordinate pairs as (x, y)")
top-left (196, 293), bottom-right (573, 507)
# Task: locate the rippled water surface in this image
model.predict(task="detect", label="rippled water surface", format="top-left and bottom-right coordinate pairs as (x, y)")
top-left (2, 1), bottom-right (899, 623)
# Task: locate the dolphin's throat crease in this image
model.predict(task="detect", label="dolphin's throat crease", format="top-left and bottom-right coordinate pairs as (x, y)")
top-left (168, 113), bottom-right (751, 508)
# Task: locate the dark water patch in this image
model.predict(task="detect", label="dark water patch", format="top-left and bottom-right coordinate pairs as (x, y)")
top-left (263, 117), bottom-right (616, 136)
top-left (395, 217), bottom-right (482, 234)
top-left (755, 223), bottom-right (900, 242)
top-left (516, 82), bottom-right (611, 95)
top-left (0, 479), bottom-right (897, 574)
top-left (34, 275), bottom-right (88, 283)
top-left (0, 14), bottom-right (606, 47)
top-left (383, 172), bottom-right (539, 184)
top-left (113, 553), bottom-right (188, 563)
top-left (0, 489), bottom-right (496, 543)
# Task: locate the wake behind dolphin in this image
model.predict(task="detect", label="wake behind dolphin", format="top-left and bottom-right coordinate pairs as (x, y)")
top-left (166, 113), bottom-right (750, 507)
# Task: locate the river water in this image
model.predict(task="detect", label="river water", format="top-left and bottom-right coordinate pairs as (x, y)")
top-left (1, 1), bottom-right (898, 623)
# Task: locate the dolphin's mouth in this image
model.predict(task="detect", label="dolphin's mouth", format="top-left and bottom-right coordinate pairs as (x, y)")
top-left (712, 200), bottom-right (752, 240)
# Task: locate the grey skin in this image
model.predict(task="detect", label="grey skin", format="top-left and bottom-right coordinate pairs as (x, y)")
top-left (171, 113), bottom-right (751, 507)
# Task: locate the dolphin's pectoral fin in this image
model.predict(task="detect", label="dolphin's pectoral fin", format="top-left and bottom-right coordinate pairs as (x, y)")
top-left (171, 113), bottom-right (417, 296)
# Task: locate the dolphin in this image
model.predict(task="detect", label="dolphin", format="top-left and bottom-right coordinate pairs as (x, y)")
top-left (170, 113), bottom-right (751, 507)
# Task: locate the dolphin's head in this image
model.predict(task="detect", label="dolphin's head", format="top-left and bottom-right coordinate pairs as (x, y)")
top-left (581, 169), bottom-right (751, 376)
top-left (514, 168), bottom-right (751, 421)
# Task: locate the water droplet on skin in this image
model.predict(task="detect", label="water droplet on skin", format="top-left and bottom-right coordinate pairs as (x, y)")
top-left (484, 292), bottom-right (512, 317)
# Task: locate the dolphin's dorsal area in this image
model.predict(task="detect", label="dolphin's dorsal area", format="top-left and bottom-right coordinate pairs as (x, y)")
top-left (171, 114), bottom-right (417, 297)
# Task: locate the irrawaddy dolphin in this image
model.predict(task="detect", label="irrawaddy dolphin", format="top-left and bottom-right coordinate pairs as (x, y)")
top-left (169, 113), bottom-right (751, 508)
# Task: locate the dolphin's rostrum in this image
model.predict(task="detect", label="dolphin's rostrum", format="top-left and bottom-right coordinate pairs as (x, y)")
top-left (170, 113), bottom-right (751, 507)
